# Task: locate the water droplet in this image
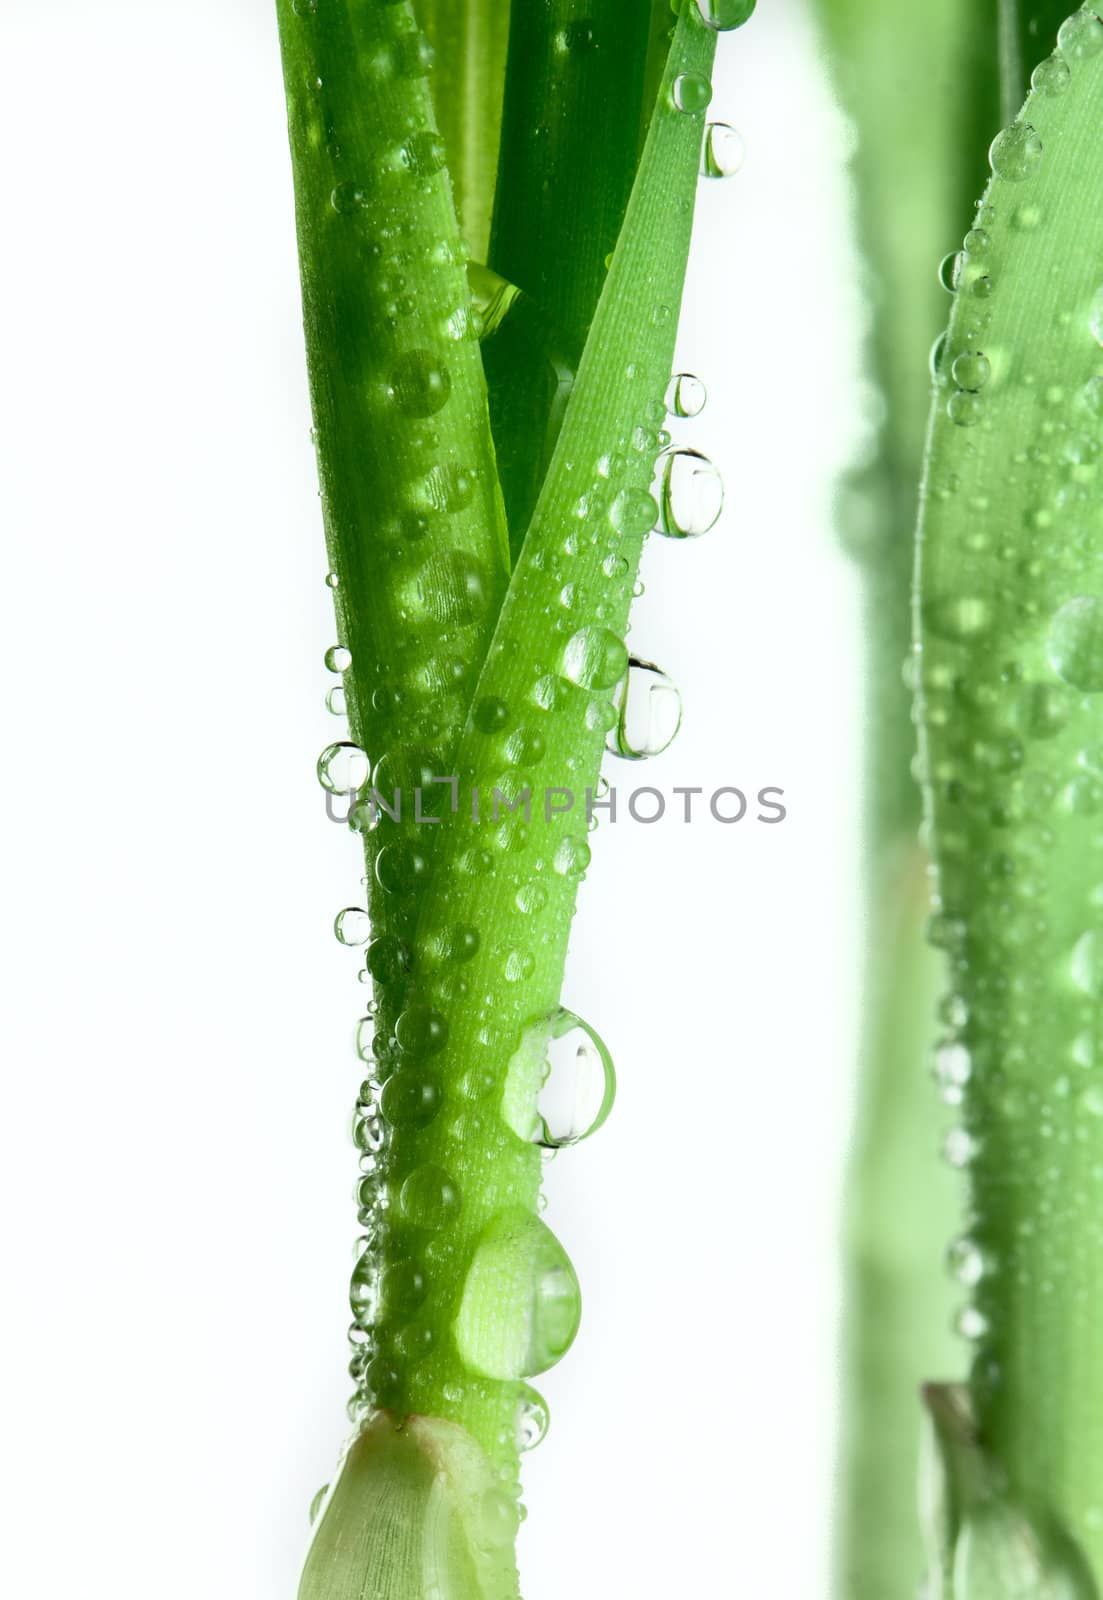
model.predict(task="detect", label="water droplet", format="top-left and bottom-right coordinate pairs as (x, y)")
top-left (952, 351), bottom-right (991, 391)
top-left (1031, 53), bottom-right (1072, 95)
top-left (366, 934), bottom-right (412, 984)
top-left (948, 390), bottom-right (984, 427)
top-left (326, 685), bottom-right (347, 717)
top-left (553, 835), bottom-right (591, 877)
top-left (325, 644), bottom-right (352, 673)
top-left (1059, 9), bottom-right (1103, 63)
top-left (1071, 930), bottom-right (1103, 995)
top-left (375, 840), bottom-right (430, 895)
top-left (702, 122), bottom-right (745, 178)
top-left (655, 448), bottom-right (723, 537)
top-left (517, 1385), bottom-right (550, 1451)
top-left (400, 131), bottom-right (447, 177)
top-left (380, 1259), bottom-right (428, 1322)
top-left (608, 486), bottom-right (658, 538)
top-left (349, 1243), bottom-right (382, 1326)
top-left (335, 907), bottom-right (371, 946)
top-left (396, 30), bottom-right (435, 76)
top-left (400, 1164), bottom-right (461, 1230)
top-left (454, 1209), bottom-right (581, 1379)
top-left (502, 1007), bottom-right (616, 1148)
top-left (331, 181), bottom-right (369, 214)
top-left (933, 1040), bottom-right (972, 1102)
top-left (325, 571), bottom-right (339, 589)
top-left (672, 72), bottom-right (713, 114)
top-left (317, 741), bottom-right (370, 793)
top-left (946, 1235), bottom-right (985, 1288)
top-left (396, 1004), bottom-right (448, 1054)
top-left (954, 1305), bottom-right (989, 1341)
top-left (560, 626), bottom-right (629, 691)
top-left (943, 1127), bottom-right (979, 1168)
top-left (607, 658), bottom-right (682, 760)
top-left (380, 1070), bottom-right (442, 1128)
top-left (473, 695), bottom-right (510, 734)
top-left (925, 595), bottom-right (993, 641)
top-left (308, 1484), bottom-right (329, 1523)
top-left (1048, 596), bottom-right (1103, 691)
top-left (665, 372), bottom-right (707, 418)
top-left (389, 350), bottom-right (452, 415)
top-left (989, 122), bottom-right (1043, 182)
top-left (695, 0), bottom-right (756, 29)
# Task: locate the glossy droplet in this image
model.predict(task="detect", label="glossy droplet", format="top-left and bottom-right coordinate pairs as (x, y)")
top-left (349, 1244), bottom-right (382, 1326)
top-left (656, 448), bottom-right (723, 537)
top-left (607, 658), bottom-right (682, 760)
top-left (326, 685), bottom-right (347, 717)
top-left (1048, 596), bottom-right (1103, 691)
top-left (502, 1008), bottom-right (616, 1148)
top-left (553, 835), bottom-right (591, 877)
top-left (331, 181), bottom-right (369, 214)
top-left (952, 351), bottom-right (991, 392)
top-left (308, 1484), bottom-right (329, 1524)
top-left (702, 123), bottom-right (745, 178)
top-left (665, 372), bottom-right (707, 418)
top-left (325, 644), bottom-right (352, 673)
top-left (1031, 53), bottom-right (1071, 95)
top-left (335, 907), bottom-right (371, 947)
top-left (943, 1127), bottom-right (978, 1169)
top-left (318, 742), bottom-right (370, 793)
top-left (948, 390), bottom-right (984, 428)
top-left (932, 1041), bottom-right (972, 1103)
top-left (1058, 9), bottom-right (1103, 63)
top-left (695, 0), bottom-right (756, 28)
top-left (400, 131), bottom-right (447, 177)
top-left (389, 350), bottom-right (452, 416)
top-left (395, 1004), bottom-right (448, 1054)
top-left (672, 73), bottom-right (713, 114)
top-left (400, 1164), bottom-right (461, 1230)
top-left (560, 626), bottom-right (629, 691)
top-left (988, 122), bottom-right (1043, 182)
top-left (380, 1070), bottom-right (441, 1129)
top-left (946, 1235), bottom-right (985, 1288)
top-left (609, 486), bottom-right (658, 538)
top-left (938, 252), bottom-right (961, 293)
top-left (517, 1386), bottom-right (550, 1451)
top-left (453, 1210), bottom-right (582, 1379)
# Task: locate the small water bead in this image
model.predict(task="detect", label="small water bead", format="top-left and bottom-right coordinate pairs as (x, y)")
top-left (308, 1484), bottom-right (329, 1524)
top-left (938, 252), bottom-right (961, 294)
top-left (335, 907), bottom-right (371, 947)
top-left (1058, 8), bottom-right (1103, 62)
top-left (665, 372), bottom-right (707, 418)
top-left (331, 181), bottom-right (369, 214)
top-left (453, 1210), bottom-right (582, 1379)
top-left (943, 1127), bottom-right (979, 1168)
top-left (325, 571), bottom-right (339, 589)
top-left (1031, 53), bottom-right (1072, 95)
top-left (946, 1235), bottom-right (985, 1288)
top-left (607, 658), bottom-right (682, 761)
top-left (380, 1070), bottom-right (442, 1128)
top-left (395, 1004), bottom-right (448, 1054)
top-left (366, 934), bottom-right (412, 984)
top-left (1071, 931), bottom-right (1103, 996)
top-left (948, 390), bottom-right (984, 427)
top-left (702, 123), bottom-right (745, 178)
top-left (502, 1008), bottom-right (617, 1148)
top-left (318, 741), bottom-right (370, 793)
top-left (325, 644), bottom-right (352, 673)
top-left (553, 835), bottom-right (591, 877)
top-left (349, 1245), bottom-right (382, 1326)
top-left (933, 1040), bottom-right (972, 1103)
top-left (988, 121), bottom-right (1043, 182)
top-left (672, 72), bottom-right (713, 114)
top-left (504, 727), bottom-right (546, 768)
top-left (609, 486), bottom-right (658, 538)
top-left (560, 626), bottom-right (629, 691)
top-left (1048, 596), bottom-right (1103, 691)
top-left (695, 0), bottom-right (756, 28)
top-left (400, 1164), bottom-right (461, 1230)
top-left (388, 350), bottom-right (452, 416)
top-left (515, 882), bottom-right (548, 915)
top-left (376, 840), bottom-right (430, 895)
top-left (400, 130), bottom-right (447, 177)
top-left (517, 1386), bottom-right (550, 1451)
top-left (395, 30), bottom-right (434, 75)
top-left (951, 351), bottom-right (991, 391)
top-left (474, 695), bottom-right (510, 734)
top-left (326, 685), bottom-right (347, 716)
top-left (422, 462), bottom-right (476, 512)
top-left (656, 448), bottom-right (724, 537)
top-left (954, 1305), bottom-right (989, 1342)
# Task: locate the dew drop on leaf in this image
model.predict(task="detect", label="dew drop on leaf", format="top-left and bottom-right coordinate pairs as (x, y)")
top-left (400, 1164), bottom-right (461, 1230)
top-left (325, 644), bottom-right (352, 672)
top-left (517, 1385), bottom-right (550, 1451)
top-left (672, 72), bottom-right (713, 114)
top-left (695, 0), bottom-right (756, 29)
top-left (608, 486), bottom-right (658, 537)
top-left (1058, 8), bottom-right (1103, 64)
top-left (560, 625), bottom-right (629, 690)
top-left (656, 447), bottom-right (724, 536)
top-left (388, 350), bottom-right (452, 415)
top-left (502, 1007), bottom-right (617, 1148)
top-left (335, 907), bottom-right (371, 946)
top-left (317, 741), bottom-right (369, 793)
top-left (951, 351), bottom-right (991, 391)
top-left (702, 122), bottom-right (745, 178)
top-left (665, 372), bottom-right (707, 418)
top-left (607, 657), bottom-right (682, 760)
top-left (454, 1210), bottom-right (581, 1379)
top-left (1048, 596), bottom-right (1103, 691)
top-left (988, 122), bottom-right (1043, 182)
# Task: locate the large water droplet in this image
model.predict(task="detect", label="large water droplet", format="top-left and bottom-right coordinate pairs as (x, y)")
top-left (702, 123), bottom-right (745, 178)
top-left (453, 1210), bottom-right (581, 1379)
top-left (325, 645), bottom-right (352, 673)
top-left (389, 350), bottom-right (452, 416)
top-left (695, 0), bottom-right (756, 28)
top-left (607, 657), bottom-right (682, 760)
top-left (400, 1164), bottom-right (461, 1230)
top-left (665, 372), bottom-right (707, 418)
top-left (560, 626), bottom-right (629, 691)
top-left (318, 742), bottom-right (370, 793)
top-left (501, 1008), bottom-right (616, 1148)
top-left (335, 907), bottom-right (371, 946)
top-left (1048, 596), bottom-right (1103, 691)
top-left (608, 486), bottom-right (658, 538)
top-left (989, 122), bottom-right (1043, 182)
top-left (1058, 9), bottom-right (1103, 63)
top-left (656, 448), bottom-right (723, 537)
top-left (672, 73), bottom-right (713, 114)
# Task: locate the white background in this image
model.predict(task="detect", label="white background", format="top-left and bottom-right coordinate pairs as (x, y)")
top-left (0, 3), bottom-right (868, 1595)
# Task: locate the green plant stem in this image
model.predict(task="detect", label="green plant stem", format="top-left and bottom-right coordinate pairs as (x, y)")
top-left (360, 5), bottom-right (716, 1467)
top-left (915, 18), bottom-right (1103, 1580)
top-left (485, 0), bottom-right (655, 545)
top-left (419, 0), bottom-right (510, 262)
top-left (816, 3), bottom-right (1001, 1593)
